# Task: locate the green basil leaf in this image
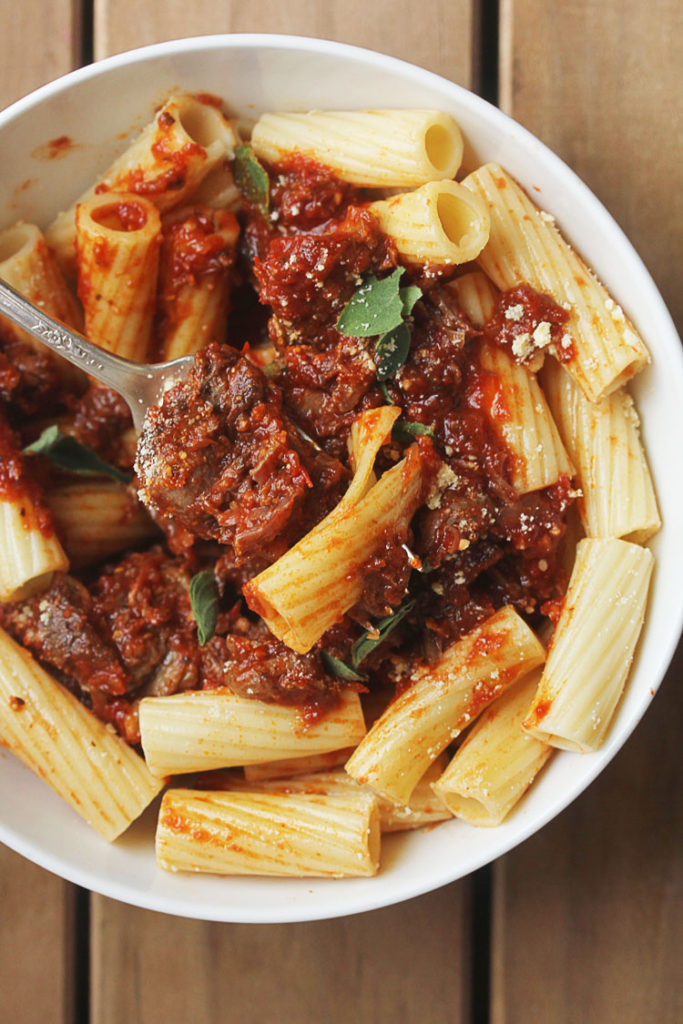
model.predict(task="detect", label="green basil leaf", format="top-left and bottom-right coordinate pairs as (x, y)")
top-left (336, 268), bottom-right (405, 337)
top-left (400, 284), bottom-right (422, 317)
top-left (24, 426), bottom-right (131, 483)
top-left (375, 322), bottom-right (411, 381)
top-left (378, 381), bottom-right (393, 404)
top-left (233, 144), bottom-right (270, 216)
top-left (391, 420), bottom-right (436, 442)
top-left (189, 571), bottom-right (219, 646)
top-left (351, 600), bottom-right (416, 668)
top-left (321, 650), bottom-right (366, 682)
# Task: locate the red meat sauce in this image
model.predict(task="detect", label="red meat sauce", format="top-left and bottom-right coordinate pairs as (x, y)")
top-left (0, 549), bottom-right (343, 743)
top-left (483, 284), bottom-right (574, 364)
top-left (240, 153), bottom-right (366, 266)
top-left (161, 208), bottom-right (237, 292)
top-left (0, 153), bottom-right (578, 740)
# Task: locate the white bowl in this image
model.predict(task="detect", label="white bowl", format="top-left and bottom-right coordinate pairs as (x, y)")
top-left (0, 35), bottom-right (681, 923)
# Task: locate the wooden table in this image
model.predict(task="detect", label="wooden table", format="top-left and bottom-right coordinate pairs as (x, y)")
top-left (1, 3), bottom-right (681, 1022)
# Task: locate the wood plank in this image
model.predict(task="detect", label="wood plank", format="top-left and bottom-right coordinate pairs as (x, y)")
top-left (0, 846), bottom-right (76, 1023)
top-left (494, 3), bottom-right (683, 1021)
top-left (88, 10), bottom-right (477, 1023)
top-left (492, 648), bottom-right (683, 1024)
top-left (0, 7), bottom-right (83, 1024)
top-left (94, 0), bottom-right (477, 87)
top-left (91, 882), bottom-right (470, 1024)
top-left (0, 0), bottom-right (81, 108)
top-left (499, 0), bottom-right (683, 326)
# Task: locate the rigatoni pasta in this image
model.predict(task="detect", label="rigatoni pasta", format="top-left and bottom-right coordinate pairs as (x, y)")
top-left (433, 672), bottom-right (553, 826)
top-left (251, 109), bottom-right (463, 187)
top-left (156, 789), bottom-right (380, 877)
top-left (0, 417), bottom-right (68, 602)
top-left (46, 93), bottom-right (237, 275)
top-left (345, 607), bottom-right (546, 805)
top-left (45, 479), bottom-right (157, 568)
top-left (541, 358), bottom-right (660, 543)
top-left (462, 163), bottom-right (650, 401)
top-left (370, 180), bottom-right (490, 266)
top-left (158, 206), bottom-right (239, 361)
top-left (75, 192), bottom-right (161, 362)
top-left (477, 341), bottom-right (574, 494)
top-left (0, 626), bottom-right (162, 840)
top-left (523, 538), bottom-right (654, 752)
top-left (139, 689), bottom-right (367, 778)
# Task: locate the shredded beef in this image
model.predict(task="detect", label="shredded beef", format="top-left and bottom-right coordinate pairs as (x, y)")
top-left (90, 548), bottom-right (200, 691)
top-left (218, 621), bottom-right (339, 717)
top-left (65, 384), bottom-right (133, 468)
top-left (136, 343), bottom-right (345, 567)
top-left (0, 574), bottom-right (130, 700)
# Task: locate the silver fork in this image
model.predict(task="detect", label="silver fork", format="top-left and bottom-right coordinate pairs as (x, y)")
top-left (0, 278), bottom-right (194, 430)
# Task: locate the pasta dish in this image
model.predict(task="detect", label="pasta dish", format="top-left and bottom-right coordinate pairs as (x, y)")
top-left (0, 95), bottom-right (659, 877)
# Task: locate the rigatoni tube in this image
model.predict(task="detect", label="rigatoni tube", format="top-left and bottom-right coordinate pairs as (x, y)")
top-left (76, 192), bottom-right (161, 362)
top-left (477, 341), bottom-right (574, 495)
top-left (156, 789), bottom-right (380, 877)
top-left (462, 163), bottom-right (649, 401)
top-left (159, 206), bottom-right (239, 361)
top-left (541, 359), bottom-right (660, 543)
top-left (46, 93), bottom-right (237, 275)
top-left (0, 417), bottom-right (68, 602)
top-left (370, 180), bottom-right (490, 267)
top-left (523, 538), bottom-right (654, 752)
top-left (345, 606), bottom-right (546, 805)
top-left (251, 109), bottom-right (463, 187)
top-left (0, 627), bottom-right (162, 840)
top-left (139, 688), bottom-right (367, 778)
top-left (46, 479), bottom-right (157, 569)
top-left (433, 672), bottom-right (553, 826)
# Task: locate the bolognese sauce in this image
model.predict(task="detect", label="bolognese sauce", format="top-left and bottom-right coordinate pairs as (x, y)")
top-left (0, 148), bottom-right (576, 745)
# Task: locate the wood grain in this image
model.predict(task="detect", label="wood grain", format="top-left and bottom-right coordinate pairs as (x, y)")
top-left (500, 0), bottom-right (683, 326)
top-left (91, 883), bottom-right (471, 1024)
top-left (495, 2), bottom-right (683, 1020)
top-left (0, 845), bottom-right (76, 1023)
top-left (0, 0), bottom-right (81, 108)
top-left (93, 0), bottom-right (478, 87)
top-left (0, 7), bottom-right (82, 1023)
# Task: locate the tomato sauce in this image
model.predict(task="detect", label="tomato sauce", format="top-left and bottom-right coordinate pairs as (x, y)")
top-left (0, 149), bottom-right (577, 740)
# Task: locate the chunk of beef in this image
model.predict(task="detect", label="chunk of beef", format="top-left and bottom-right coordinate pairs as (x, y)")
top-left (136, 344), bottom-right (313, 557)
top-left (65, 385), bottom-right (133, 469)
top-left (90, 548), bottom-right (200, 691)
top-left (217, 620), bottom-right (340, 719)
top-left (0, 574), bottom-right (129, 699)
top-left (137, 343), bottom-right (346, 568)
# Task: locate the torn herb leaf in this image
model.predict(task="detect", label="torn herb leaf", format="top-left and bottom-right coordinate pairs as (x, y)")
top-left (351, 600), bottom-right (416, 668)
top-left (375, 321), bottom-right (411, 381)
top-left (400, 284), bottom-right (422, 317)
top-left (321, 650), bottom-right (366, 682)
top-left (233, 144), bottom-right (270, 217)
top-left (336, 268), bottom-right (405, 337)
top-left (378, 381), bottom-right (393, 404)
top-left (391, 420), bottom-right (436, 443)
top-left (190, 571), bottom-right (219, 646)
top-left (24, 426), bottom-right (131, 483)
